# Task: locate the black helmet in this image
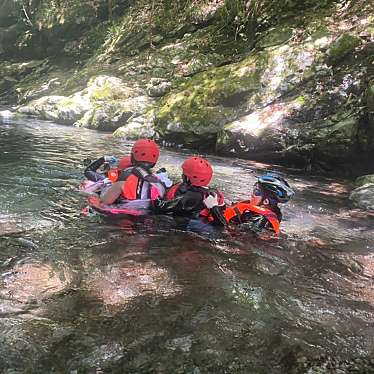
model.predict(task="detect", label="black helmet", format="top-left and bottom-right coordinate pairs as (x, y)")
top-left (256, 174), bottom-right (295, 203)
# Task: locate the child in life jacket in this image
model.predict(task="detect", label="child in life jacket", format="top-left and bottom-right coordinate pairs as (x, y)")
top-left (204, 174), bottom-right (294, 234)
top-left (100, 139), bottom-right (168, 204)
top-left (84, 155), bottom-right (132, 182)
top-left (152, 156), bottom-right (227, 225)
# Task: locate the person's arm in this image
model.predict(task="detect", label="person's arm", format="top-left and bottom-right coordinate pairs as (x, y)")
top-left (84, 156), bottom-right (118, 182)
top-left (203, 192), bottom-right (227, 226)
top-left (100, 181), bottom-right (125, 205)
top-left (84, 157), bottom-right (106, 182)
top-left (210, 205), bottom-right (228, 226)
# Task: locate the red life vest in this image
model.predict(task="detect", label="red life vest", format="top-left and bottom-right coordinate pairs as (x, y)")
top-left (165, 183), bottom-right (181, 200)
top-left (223, 202), bottom-right (280, 235)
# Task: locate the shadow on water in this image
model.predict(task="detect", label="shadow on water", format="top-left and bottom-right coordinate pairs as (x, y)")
top-left (1, 117), bottom-right (374, 373)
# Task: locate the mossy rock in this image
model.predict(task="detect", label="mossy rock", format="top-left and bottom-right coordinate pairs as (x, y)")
top-left (155, 39), bottom-right (322, 139)
top-left (256, 25), bottom-right (294, 49)
top-left (113, 118), bottom-right (155, 139)
top-left (327, 33), bottom-right (362, 65)
top-left (75, 103), bottom-right (132, 131)
top-left (86, 76), bottom-right (134, 102)
top-left (355, 175), bottom-right (374, 188)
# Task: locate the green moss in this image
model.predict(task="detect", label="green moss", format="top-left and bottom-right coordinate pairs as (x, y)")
top-left (296, 95), bottom-right (306, 105)
top-left (355, 175), bottom-right (374, 187)
top-left (155, 39), bottom-right (321, 136)
top-left (327, 33), bottom-right (362, 65)
top-left (90, 84), bottom-right (113, 101)
top-left (59, 97), bottom-right (77, 108)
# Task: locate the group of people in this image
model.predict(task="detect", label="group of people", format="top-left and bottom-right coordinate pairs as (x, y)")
top-left (83, 138), bottom-right (295, 234)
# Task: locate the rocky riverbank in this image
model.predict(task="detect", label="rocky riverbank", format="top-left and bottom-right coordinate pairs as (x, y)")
top-left (1, 0), bottom-right (373, 176)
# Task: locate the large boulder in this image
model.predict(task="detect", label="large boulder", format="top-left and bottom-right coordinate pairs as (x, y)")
top-left (18, 94), bottom-right (91, 124)
top-left (17, 75), bottom-right (155, 131)
top-left (350, 183), bottom-right (374, 211)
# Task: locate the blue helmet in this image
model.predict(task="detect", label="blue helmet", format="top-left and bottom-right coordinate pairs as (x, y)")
top-left (256, 174), bottom-right (295, 203)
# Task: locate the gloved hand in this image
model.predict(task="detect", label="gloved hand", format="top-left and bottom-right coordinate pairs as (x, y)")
top-left (102, 178), bottom-right (113, 185)
top-left (203, 193), bottom-right (219, 209)
top-left (104, 155), bottom-right (118, 165)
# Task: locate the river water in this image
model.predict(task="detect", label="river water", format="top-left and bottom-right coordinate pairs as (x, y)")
top-left (0, 115), bottom-right (373, 373)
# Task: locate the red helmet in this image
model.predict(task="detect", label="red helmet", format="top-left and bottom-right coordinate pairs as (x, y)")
top-left (118, 156), bottom-right (132, 170)
top-left (182, 156), bottom-right (213, 187)
top-left (131, 139), bottom-right (160, 164)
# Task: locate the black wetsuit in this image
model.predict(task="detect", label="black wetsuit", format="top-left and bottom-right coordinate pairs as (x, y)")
top-left (84, 157), bottom-right (108, 182)
top-left (152, 183), bottom-right (227, 225)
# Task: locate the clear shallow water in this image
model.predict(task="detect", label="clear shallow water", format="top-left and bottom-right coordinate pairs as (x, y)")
top-left (0, 116), bottom-right (374, 373)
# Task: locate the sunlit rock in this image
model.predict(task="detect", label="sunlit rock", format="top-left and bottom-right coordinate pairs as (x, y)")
top-left (113, 115), bottom-right (156, 139)
top-left (155, 30), bottom-right (323, 143)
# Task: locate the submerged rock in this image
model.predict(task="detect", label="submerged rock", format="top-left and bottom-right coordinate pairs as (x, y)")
top-left (0, 262), bottom-right (74, 303)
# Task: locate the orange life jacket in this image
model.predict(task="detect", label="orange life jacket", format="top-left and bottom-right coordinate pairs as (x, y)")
top-left (223, 202), bottom-right (280, 235)
top-left (107, 168), bottom-right (120, 183)
top-left (121, 167), bottom-right (165, 201)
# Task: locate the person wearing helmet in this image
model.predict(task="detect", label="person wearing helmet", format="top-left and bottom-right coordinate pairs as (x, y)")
top-left (152, 156), bottom-right (226, 225)
top-left (249, 174), bottom-right (294, 221)
top-left (100, 139), bottom-right (167, 204)
top-left (205, 173), bottom-right (295, 234)
top-left (84, 155), bottom-right (132, 182)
